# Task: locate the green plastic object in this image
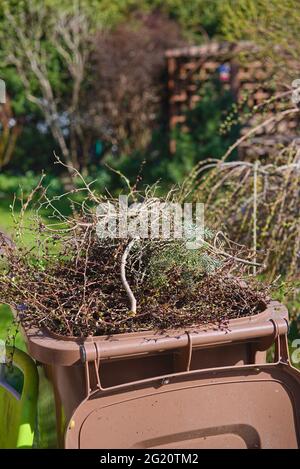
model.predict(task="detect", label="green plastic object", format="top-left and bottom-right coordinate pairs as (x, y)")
top-left (0, 346), bottom-right (38, 448)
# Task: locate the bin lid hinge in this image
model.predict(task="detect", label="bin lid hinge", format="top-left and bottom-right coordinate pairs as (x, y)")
top-left (80, 341), bottom-right (103, 396)
top-left (270, 318), bottom-right (290, 363)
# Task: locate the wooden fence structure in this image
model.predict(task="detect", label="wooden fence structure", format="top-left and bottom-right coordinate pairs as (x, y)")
top-left (165, 41), bottom-right (299, 155)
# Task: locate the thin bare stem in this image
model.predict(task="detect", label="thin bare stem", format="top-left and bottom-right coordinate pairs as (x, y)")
top-left (120, 239), bottom-right (138, 315)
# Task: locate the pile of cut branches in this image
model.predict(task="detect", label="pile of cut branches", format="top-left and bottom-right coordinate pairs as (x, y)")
top-left (0, 170), bottom-right (269, 337)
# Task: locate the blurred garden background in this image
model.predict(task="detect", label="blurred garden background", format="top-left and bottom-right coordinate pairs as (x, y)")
top-left (0, 0), bottom-right (300, 446)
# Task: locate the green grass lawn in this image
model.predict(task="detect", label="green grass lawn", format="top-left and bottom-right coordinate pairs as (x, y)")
top-left (0, 205), bottom-right (14, 235)
top-left (0, 306), bottom-right (28, 388)
top-left (0, 304), bottom-right (26, 351)
top-left (0, 203), bottom-right (40, 249)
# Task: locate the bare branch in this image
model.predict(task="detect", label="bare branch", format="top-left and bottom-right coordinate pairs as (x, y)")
top-left (120, 238), bottom-right (138, 315)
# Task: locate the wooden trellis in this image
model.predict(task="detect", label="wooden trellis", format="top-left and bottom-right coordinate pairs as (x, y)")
top-left (166, 41), bottom-right (300, 155)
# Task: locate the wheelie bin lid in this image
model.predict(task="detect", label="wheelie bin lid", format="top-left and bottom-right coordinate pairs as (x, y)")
top-left (65, 361), bottom-right (300, 449)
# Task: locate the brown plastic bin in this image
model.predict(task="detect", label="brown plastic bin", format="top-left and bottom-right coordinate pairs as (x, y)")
top-left (22, 300), bottom-right (300, 448)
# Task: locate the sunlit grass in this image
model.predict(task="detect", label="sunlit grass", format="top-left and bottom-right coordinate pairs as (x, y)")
top-left (0, 304), bottom-right (26, 351)
top-left (0, 203), bottom-right (38, 248)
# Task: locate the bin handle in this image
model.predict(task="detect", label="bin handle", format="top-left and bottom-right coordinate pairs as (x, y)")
top-left (274, 333), bottom-right (289, 364)
top-left (80, 342), bottom-right (103, 396)
top-left (80, 322), bottom-right (290, 397)
top-left (80, 331), bottom-right (195, 397)
top-left (184, 331), bottom-right (193, 371)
